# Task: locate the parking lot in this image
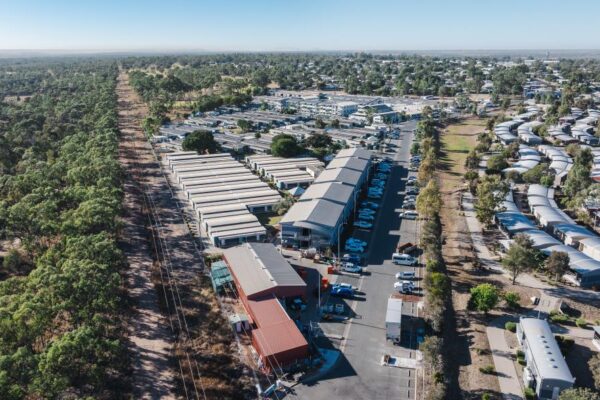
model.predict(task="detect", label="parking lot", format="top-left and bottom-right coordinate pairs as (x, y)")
top-left (292, 120), bottom-right (423, 400)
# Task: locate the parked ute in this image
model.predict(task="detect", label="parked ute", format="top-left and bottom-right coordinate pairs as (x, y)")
top-left (392, 253), bottom-right (418, 266)
top-left (394, 281), bottom-right (414, 293)
top-left (342, 263), bottom-right (362, 274)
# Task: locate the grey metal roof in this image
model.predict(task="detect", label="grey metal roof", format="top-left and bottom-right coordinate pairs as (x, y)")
top-left (314, 167), bottom-right (362, 186)
top-left (300, 182), bottom-right (354, 205)
top-left (520, 229), bottom-right (561, 249)
top-left (519, 318), bottom-right (574, 384)
top-left (224, 243), bottom-right (306, 297)
top-left (553, 223), bottom-right (596, 241)
top-left (326, 156), bottom-right (369, 172)
top-left (280, 198), bottom-right (344, 235)
top-left (497, 212), bottom-right (537, 233)
top-left (335, 147), bottom-right (373, 160)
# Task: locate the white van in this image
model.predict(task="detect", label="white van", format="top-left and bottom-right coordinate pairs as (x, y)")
top-left (392, 253), bottom-right (417, 266)
top-left (396, 271), bottom-right (416, 280)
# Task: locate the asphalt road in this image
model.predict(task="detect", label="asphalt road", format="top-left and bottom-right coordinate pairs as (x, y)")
top-left (294, 121), bottom-right (422, 400)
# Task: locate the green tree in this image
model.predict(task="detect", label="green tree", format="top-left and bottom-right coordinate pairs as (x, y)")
top-left (502, 233), bottom-right (538, 284)
top-left (486, 154), bottom-right (508, 173)
top-left (271, 134), bottom-right (302, 158)
top-left (545, 251), bottom-right (570, 281)
top-left (182, 130), bottom-right (219, 154)
top-left (469, 283), bottom-right (500, 314)
top-left (237, 119), bottom-right (252, 132)
top-left (416, 180), bottom-right (442, 219)
top-left (474, 175), bottom-right (509, 228)
top-left (465, 150), bottom-right (481, 170)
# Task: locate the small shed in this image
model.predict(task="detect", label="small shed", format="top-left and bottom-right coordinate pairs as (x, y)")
top-left (229, 313), bottom-right (250, 333)
top-left (209, 260), bottom-right (234, 293)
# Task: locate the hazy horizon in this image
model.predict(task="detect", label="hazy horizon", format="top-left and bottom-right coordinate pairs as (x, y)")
top-left (3, 0), bottom-right (600, 54)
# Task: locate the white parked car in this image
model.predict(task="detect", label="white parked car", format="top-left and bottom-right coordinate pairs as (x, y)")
top-left (399, 210), bottom-right (418, 219)
top-left (396, 271), bottom-right (416, 280)
top-left (392, 253), bottom-right (418, 266)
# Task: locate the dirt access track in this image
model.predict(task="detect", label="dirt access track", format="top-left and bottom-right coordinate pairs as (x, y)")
top-left (116, 69), bottom-right (255, 400)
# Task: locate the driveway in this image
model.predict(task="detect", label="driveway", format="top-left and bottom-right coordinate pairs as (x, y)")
top-left (292, 122), bottom-right (420, 400)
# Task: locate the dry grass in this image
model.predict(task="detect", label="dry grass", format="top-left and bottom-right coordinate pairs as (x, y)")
top-left (439, 118), bottom-right (485, 192)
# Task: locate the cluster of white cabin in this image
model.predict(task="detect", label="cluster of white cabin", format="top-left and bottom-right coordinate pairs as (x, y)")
top-left (165, 152), bottom-right (282, 247)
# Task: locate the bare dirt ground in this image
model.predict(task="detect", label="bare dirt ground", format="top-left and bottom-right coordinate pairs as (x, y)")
top-left (438, 118), bottom-right (541, 399)
top-left (117, 69), bottom-right (255, 400)
top-left (117, 71), bottom-right (178, 399)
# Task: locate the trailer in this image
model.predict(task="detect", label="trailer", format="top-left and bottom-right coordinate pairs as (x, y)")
top-left (385, 297), bottom-right (403, 343)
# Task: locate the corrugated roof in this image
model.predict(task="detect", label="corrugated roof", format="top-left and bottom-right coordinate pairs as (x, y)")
top-left (300, 182), bottom-right (354, 205)
top-left (327, 156), bottom-right (369, 172)
top-left (224, 243), bottom-right (306, 298)
top-left (519, 318), bottom-right (574, 384)
top-left (280, 198), bottom-right (344, 234)
top-left (314, 167), bottom-right (362, 186)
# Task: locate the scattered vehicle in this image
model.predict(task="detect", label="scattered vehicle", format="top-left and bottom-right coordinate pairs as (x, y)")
top-left (396, 242), bottom-right (417, 254)
top-left (395, 271), bottom-right (416, 280)
top-left (354, 220), bottom-right (373, 229)
top-left (358, 208), bottom-right (376, 215)
top-left (371, 180), bottom-right (386, 187)
top-left (386, 297), bottom-right (403, 343)
top-left (401, 203), bottom-right (416, 210)
top-left (392, 253), bottom-right (418, 266)
top-left (394, 280), bottom-right (414, 293)
top-left (358, 213), bottom-right (375, 221)
top-left (347, 238), bottom-right (367, 247)
top-left (330, 283), bottom-right (354, 297)
top-left (345, 244), bottom-right (364, 253)
top-left (375, 173), bottom-right (388, 180)
top-left (399, 210), bottom-right (418, 219)
top-left (361, 201), bottom-right (379, 209)
top-left (416, 328), bottom-right (425, 344)
top-left (342, 263), bottom-right (362, 273)
top-left (368, 191), bottom-right (382, 199)
top-left (406, 187), bottom-right (419, 195)
top-left (288, 298), bottom-right (307, 311)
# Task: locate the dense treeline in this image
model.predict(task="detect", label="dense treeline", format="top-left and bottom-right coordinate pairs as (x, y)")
top-left (0, 59), bottom-right (127, 399)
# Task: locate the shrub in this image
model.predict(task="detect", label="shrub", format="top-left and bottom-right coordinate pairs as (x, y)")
top-left (481, 394), bottom-right (491, 400)
top-left (523, 387), bottom-right (535, 400)
top-left (505, 321), bottom-right (517, 332)
top-left (503, 291), bottom-right (520, 309)
top-left (575, 318), bottom-right (588, 329)
top-left (549, 311), bottom-right (569, 324)
top-left (479, 365), bottom-right (495, 374)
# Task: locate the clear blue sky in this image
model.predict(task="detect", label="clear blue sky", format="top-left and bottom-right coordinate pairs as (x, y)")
top-left (2, 0), bottom-right (600, 51)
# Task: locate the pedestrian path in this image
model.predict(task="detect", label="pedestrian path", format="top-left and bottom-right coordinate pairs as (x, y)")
top-left (486, 316), bottom-right (523, 400)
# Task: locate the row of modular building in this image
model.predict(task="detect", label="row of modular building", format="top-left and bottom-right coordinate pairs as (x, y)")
top-left (495, 186), bottom-right (600, 287)
top-left (279, 148), bottom-right (373, 249)
top-left (164, 152), bottom-right (281, 247)
top-left (221, 242), bottom-right (309, 373)
top-left (244, 154), bottom-right (324, 190)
